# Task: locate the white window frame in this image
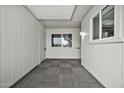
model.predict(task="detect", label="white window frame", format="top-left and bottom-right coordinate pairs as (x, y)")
top-left (90, 5), bottom-right (122, 44)
top-left (51, 33), bottom-right (72, 48)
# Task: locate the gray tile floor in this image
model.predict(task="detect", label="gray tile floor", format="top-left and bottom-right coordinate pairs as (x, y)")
top-left (13, 59), bottom-right (104, 88)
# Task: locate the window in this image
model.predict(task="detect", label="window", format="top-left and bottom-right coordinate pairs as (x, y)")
top-left (62, 34), bottom-right (72, 47)
top-left (93, 13), bottom-right (100, 40)
top-left (51, 34), bottom-right (72, 47)
top-left (92, 5), bottom-right (114, 40)
top-left (52, 34), bottom-right (61, 47)
top-left (102, 5), bottom-right (114, 38)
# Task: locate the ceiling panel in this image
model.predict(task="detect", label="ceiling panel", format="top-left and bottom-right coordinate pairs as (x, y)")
top-left (27, 5), bottom-right (75, 19)
top-left (72, 5), bottom-right (93, 21)
top-left (42, 21), bottom-right (81, 28)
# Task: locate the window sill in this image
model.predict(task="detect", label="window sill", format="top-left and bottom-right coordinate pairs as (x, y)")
top-left (89, 36), bottom-right (123, 45)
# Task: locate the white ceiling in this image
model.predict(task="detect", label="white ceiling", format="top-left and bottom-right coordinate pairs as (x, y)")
top-left (28, 5), bottom-right (75, 19)
top-left (27, 5), bottom-right (92, 28)
top-left (72, 5), bottom-right (93, 21)
top-left (41, 21), bottom-right (81, 28)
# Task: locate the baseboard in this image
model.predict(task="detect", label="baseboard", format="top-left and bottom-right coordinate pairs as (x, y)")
top-left (46, 58), bottom-right (81, 60)
top-left (10, 58), bottom-right (47, 88)
top-left (81, 65), bottom-right (105, 88)
top-left (40, 59), bottom-right (47, 64)
top-left (9, 64), bottom-right (39, 88)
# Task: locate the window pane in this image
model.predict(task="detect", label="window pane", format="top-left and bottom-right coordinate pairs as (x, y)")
top-left (93, 14), bottom-right (100, 40)
top-left (102, 5), bottom-right (114, 38)
top-left (62, 34), bottom-right (72, 47)
top-left (51, 34), bottom-right (61, 47)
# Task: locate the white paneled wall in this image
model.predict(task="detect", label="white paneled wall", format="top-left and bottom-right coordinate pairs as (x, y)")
top-left (0, 6), bottom-right (2, 87)
top-left (81, 5), bottom-right (124, 88)
top-left (122, 43), bottom-right (124, 87)
top-left (46, 28), bottom-right (81, 59)
top-left (82, 43), bottom-right (121, 87)
top-left (0, 5), bottom-right (45, 88)
top-left (2, 6), bottom-right (11, 87)
top-left (40, 24), bottom-right (46, 62)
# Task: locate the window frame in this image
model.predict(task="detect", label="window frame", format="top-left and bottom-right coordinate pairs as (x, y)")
top-left (51, 33), bottom-right (72, 48)
top-left (90, 5), bottom-right (119, 43)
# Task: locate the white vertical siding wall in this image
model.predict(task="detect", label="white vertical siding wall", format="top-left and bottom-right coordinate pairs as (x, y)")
top-left (0, 5), bottom-right (45, 88)
top-left (122, 43), bottom-right (124, 87)
top-left (81, 5), bottom-right (123, 88)
top-left (0, 6), bottom-right (2, 87)
top-left (40, 24), bottom-right (46, 62)
top-left (121, 6), bottom-right (124, 88)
